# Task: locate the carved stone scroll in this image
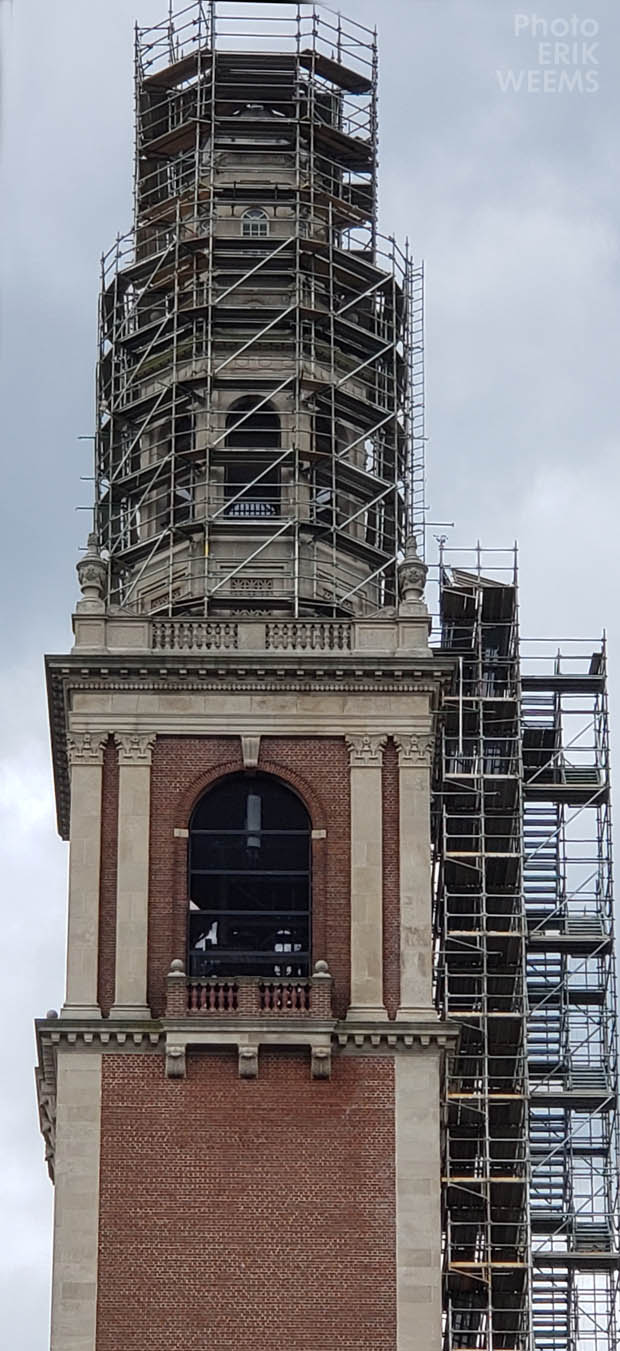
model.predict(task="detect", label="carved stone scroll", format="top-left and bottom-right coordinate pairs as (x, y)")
top-left (345, 733), bottom-right (388, 768)
top-left (67, 733), bottom-right (107, 767)
top-left (114, 733), bottom-right (156, 766)
top-left (394, 732), bottom-right (435, 769)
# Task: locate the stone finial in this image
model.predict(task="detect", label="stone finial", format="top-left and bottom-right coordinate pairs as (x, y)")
top-left (165, 959), bottom-right (188, 1019)
top-left (312, 961), bottom-right (333, 1018)
top-left (76, 533), bottom-right (107, 613)
top-left (398, 535), bottom-right (428, 607)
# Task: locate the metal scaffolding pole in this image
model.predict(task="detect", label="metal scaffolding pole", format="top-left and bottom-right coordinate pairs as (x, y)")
top-left (433, 546), bottom-right (620, 1351)
top-left (95, 0), bottom-right (418, 619)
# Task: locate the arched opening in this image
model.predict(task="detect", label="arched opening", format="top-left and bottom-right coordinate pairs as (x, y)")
top-left (241, 206), bottom-right (269, 238)
top-left (224, 397), bottom-right (281, 518)
top-left (188, 774), bottom-right (311, 977)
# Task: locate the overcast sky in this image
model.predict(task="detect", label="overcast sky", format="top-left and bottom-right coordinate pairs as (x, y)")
top-left (1, 0), bottom-right (620, 1343)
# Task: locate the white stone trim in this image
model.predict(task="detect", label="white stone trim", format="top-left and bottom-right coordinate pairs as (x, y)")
top-left (62, 745), bottom-right (105, 1018)
top-left (69, 690), bottom-right (434, 740)
top-left (50, 1051), bottom-right (102, 1351)
top-left (66, 732), bottom-right (107, 767)
top-left (346, 732), bottom-right (388, 768)
top-left (395, 1053), bottom-right (443, 1350)
top-left (395, 728), bottom-right (435, 1016)
top-left (346, 734), bottom-right (388, 1020)
top-left (110, 737), bottom-right (154, 1018)
top-left (241, 734), bottom-right (261, 768)
top-left (114, 732), bottom-right (156, 765)
top-left (395, 731), bottom-right (435, 769)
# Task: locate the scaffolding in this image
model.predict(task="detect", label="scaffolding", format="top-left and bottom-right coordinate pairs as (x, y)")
top-left (96, 0), bottom-right (425, 617)
top-left (433, 546), bottom-right (620, 1351)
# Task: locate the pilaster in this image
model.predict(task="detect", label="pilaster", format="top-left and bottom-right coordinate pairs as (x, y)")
top-left (49, 1050), bottom-right (102, 1351)
top-left (346, 734), bottom-right (388, 1021)
top-left (395, 731), bottom-right (436, 1018)
top-left (61, 734), bottom-right (106, 1019)
top-left (110, 733), bottom-right (155, 1019)
top-left (395, 1051), bottom-right (443, 1349)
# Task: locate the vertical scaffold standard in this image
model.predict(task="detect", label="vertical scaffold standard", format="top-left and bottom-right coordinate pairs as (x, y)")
top-left (433, 544), bottom-right (619, 1351)
top-left (95, 0), bottom-right (425, 618)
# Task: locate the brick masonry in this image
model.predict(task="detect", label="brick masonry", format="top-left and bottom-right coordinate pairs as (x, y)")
top-left (97, 733), bottom-right (401, 1020)
top-left (97, 1051), bottom-right (397, 1350)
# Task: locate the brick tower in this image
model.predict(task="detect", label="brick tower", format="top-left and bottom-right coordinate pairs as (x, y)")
top-left (36, 4), bottom-right (456, 1348)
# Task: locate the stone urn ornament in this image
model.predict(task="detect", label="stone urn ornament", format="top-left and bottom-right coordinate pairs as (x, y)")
top-left (76, 533), bottom-right (107, 612)
top-left (398, 535), bottom-right (429, 614)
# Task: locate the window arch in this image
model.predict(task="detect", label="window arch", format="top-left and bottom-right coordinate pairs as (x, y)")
top-left (188, 774), bottom-right (311, 978)
top-left (241, 207), bottom-right (269, 239)
top-left (224, 397), bottom-right (281, 518)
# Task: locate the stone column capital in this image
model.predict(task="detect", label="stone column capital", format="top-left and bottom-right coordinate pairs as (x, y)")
top-left (345, 734), bottom-right (388, 768)
top-left (114, 733), bottom-right (156, 766)
top-left (394, 731), bottom-right (435, 769)
top-left (66, 732), bottom-right (107, 767)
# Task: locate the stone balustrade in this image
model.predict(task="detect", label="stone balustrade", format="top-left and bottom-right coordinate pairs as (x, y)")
top-left (72, 610), bottom-right (434, 659)
top-left (152, 620), bottom-right (239, 651)
top-left (151, 619), bottom-right (352, 654)
top-left (265, 622), bottom-right (352, 652)
top-left (165, 960), bottom-right (333, 1019)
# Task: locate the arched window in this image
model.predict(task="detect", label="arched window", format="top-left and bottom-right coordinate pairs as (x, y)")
top-left (188, 774), bottom-right (311, 978)
top-left (241, 207), bottom-right (269, 239)
top-left (224, 397), bottom-right (281, 518)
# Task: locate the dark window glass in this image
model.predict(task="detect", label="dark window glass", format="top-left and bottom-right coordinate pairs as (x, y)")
top-left (224, 398), bottom-right (281, 518)
top-left (188, 775), bottom-right (311, 977)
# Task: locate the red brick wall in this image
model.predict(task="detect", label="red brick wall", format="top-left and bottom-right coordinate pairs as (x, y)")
top-left (97, 1052), bottom-right (397, 1350)
top-left (98, 733), bottom-right (401, 1020)
top-left (147, 736), bottom-right (351, 1018)
top-left (98, 738), bottom-right (118, 1017)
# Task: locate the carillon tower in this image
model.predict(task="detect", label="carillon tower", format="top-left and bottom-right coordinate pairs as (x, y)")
top-left (37, 4), bottom-right (456, 1349)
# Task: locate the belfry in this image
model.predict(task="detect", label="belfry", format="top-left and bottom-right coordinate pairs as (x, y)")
top-left (38, 4), bottom-right (453, 1348)
top-left (36, 4), bottom-right (620, 1350)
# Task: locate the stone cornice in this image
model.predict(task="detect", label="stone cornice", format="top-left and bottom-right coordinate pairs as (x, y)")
top-left (36, 1014), bottom-right (457, 1058)
top-left (35, 1012), bottom-right (458, 1175)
